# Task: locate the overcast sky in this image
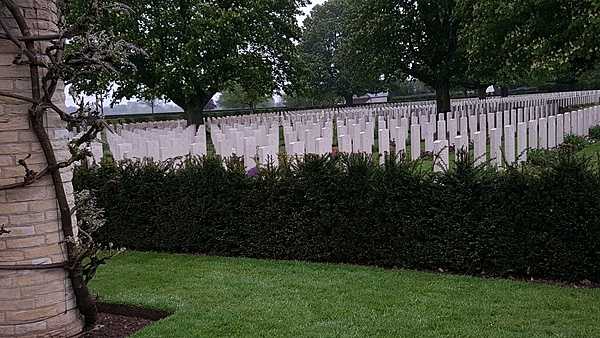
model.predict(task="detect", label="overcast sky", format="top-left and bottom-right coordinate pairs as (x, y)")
top-left (300, 0), bottom-right (326, 24)
top-left (65, 0), bottom-right (328, 107)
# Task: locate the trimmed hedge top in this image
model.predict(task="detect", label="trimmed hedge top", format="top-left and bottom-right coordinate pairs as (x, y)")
top-left (75, 150), bottom-right (600, 282)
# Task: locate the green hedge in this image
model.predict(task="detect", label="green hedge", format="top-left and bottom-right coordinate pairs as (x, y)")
top-left (74, 151), bottom-right (600, 282)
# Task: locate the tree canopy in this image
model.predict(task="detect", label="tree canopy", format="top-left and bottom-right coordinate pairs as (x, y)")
top-left (296, 0), bottom-right (391, 106)
top-left (462, 0), bottom-right (600, 89)
top-left (346, 0), bottom-right (466, 113)
top-left (347, 0), bottom-right (600, 113)
top-left (103, 0), bottom-right (307, 122)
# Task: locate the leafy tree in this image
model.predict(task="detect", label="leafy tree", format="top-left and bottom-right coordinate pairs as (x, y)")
top-left (517, 0), bottom-right (600, 86)
top-left (347, 0), bottom-right (468, 113)
top-left (218, 84), bottom-right (273, 111)
top-left (106, 0), bottom-right (307, 123)
top-left (348, 0), bottom-right (600, 112)
top-left (462, 0), bottom-right (600, 93)
top-left (298, 0), bottom-right (391, 106)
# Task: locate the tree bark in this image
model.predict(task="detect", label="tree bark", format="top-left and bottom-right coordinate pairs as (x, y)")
top-left (435, 81), bottom-right (451, 114)
top-left (184, 105), bottom-right (202, 125)
top-left (29, 100), bottom-right (98, 331)
top-left (344, 93), bottom-right (354, 106)
top-left (501, 86), bottom-right (510, 97)
top-left (478, 86), bottom-right (487, 100)
top-left (181, 95), bottom-right (212, 125)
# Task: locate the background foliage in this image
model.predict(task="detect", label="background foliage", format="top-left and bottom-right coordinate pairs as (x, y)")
top-left (295, 0), bottom-right (391, 105)
top-left (89, 0), bottom-right (307, 120)
top-left (344, 0), bottom-right (600, 111)
top-left (216, 84), bottom-right (274, 111)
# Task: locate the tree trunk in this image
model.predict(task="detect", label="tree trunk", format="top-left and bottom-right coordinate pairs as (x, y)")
top-left (501, 86), bottom-right (510, 97)
top-left (185, 106), bottom-right (203, 125)
top-left (435, 81), bottom-right (451, 114)
top-left (478, 86), bottom-right (487, 100)
top-left (183, 97), bottom-right (211, 125)
top-left (344, 94), bottom-right (354, 106)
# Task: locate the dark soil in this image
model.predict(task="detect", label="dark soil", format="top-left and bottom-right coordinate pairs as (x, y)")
top-left (81, 303), bottom-right (170, 338)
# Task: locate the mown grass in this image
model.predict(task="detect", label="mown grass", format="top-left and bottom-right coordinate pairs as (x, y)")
top-left (91, 252), bottom-right (600, 337)
top-left (579, 141), bottom-right (600, 158)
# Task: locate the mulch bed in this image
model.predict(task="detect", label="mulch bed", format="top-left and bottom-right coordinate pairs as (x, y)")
top-left (81, 303), bottom-right (170, 338)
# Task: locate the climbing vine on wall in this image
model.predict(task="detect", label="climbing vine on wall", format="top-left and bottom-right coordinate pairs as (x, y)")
top-left (0, 0), bottom-right (139, 328)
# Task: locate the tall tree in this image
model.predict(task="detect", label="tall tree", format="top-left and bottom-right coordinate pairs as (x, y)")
top-left (107, 0), bottom-right (306, 124)
top-left (462, 0), bottom-right (600, 93)
top-left (349, 0), bottom-right (600, 112)
top-left (298, 0), bottom-right (391, 106)
top-left (347, 0), bottom-right (467, 113)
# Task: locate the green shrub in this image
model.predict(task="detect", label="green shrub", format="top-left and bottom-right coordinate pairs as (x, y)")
top-left (526, 148), bottom-right (556, 166)
top-left (74, 151), bottom-right (600, 282)
top-left (563, 134), bottom-right (588, 152)
top-left (589, 126), bottom-right (600, 142)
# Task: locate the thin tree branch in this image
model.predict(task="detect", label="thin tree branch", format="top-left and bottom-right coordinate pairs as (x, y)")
top-left (2, 0), bottom-right (31, 36)
top-left (2, 0), bottom-right (42, 105)
top-left (0, 3), bottom-right (37, 63)
top-left (0, 31), bottom-right (64, 41)
top-left (19, 33), bottom-right (64, 41)
top-left (71, 121), bottom-right (104, 148)
top-left (42, 100), bottom-right (76, 122)
top-left (0, 90), bottom-right (37, 103)
top-left (0, 156), bottom-right (79, 191)
top-left (0, 15), bottom-right (22, 48)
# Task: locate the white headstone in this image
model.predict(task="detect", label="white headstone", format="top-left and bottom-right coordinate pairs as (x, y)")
top-left (556, 114), bottom-right (564, 145)
top-left (378, 129), bottom-right (390, 156)
top-left (410, 124), bottom-right (421, 160)
top-left (490, 128), bottom-right (501, 167)
top-left (564, 112), bottom-right (571, 136)
top-left (517, 122), bottom-right (527, 162)
top-left (504, 125), bottom-right (515, 165)
top-left (548, 116), bottom-right (556, 148)
top-left (474, 131), bottom-right (486, 166)
top-left (539, 118), bottom-right (548, 149)
top-left (447, 119), bottom-right (457, 146)
top-left (395, 126), bottom-right (406, 153)
top-left (437, 120), bottom-right (447, 140)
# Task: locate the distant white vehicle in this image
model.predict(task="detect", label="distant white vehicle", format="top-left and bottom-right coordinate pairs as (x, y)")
top-left (354, 92), bottom-right (389, 104)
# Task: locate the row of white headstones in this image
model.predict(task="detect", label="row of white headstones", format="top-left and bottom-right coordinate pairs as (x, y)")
top-left (210, 121), bottom-right (282, 168)
top-left (208, 94), bottom-right (600, 168)
top-left (104, 120), bottom-right (207, 162)
top-left (103, 91), bottom-right (600, 170)
top-left (422, 106), bottom-right (599, 171)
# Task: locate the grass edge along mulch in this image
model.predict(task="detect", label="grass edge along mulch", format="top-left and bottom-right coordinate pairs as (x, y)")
top-left (81, 303), bottom-right (170, 338)
top-left (90, 251), bottom-right (600, 338)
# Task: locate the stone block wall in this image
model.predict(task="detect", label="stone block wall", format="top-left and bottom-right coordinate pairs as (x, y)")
top-left (0, 0), bottom-right (83, 337)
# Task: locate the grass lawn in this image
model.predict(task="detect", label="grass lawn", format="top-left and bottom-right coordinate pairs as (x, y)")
top-left (579, 141), bottom-right (600, 158)
top-left (90, 252), bottom-right (600, 337)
